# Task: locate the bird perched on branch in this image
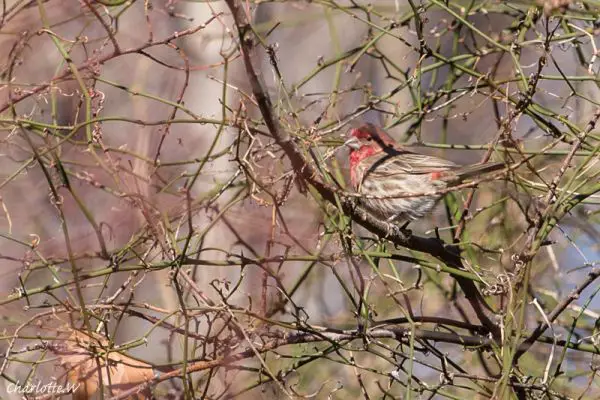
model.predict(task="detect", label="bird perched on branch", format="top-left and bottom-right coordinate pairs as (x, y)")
top-left (345, 123), bottom-right (504, 225)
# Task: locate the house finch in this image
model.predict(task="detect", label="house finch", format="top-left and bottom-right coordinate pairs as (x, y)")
top-left (345, 123), bottom-right (504, 224)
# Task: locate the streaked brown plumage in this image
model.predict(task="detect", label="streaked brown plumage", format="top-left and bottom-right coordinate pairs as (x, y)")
top-left (345, 123), bottom-right (504, 224)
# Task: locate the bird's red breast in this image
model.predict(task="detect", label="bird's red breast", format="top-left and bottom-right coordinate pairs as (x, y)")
top-left (349, 144), bottom-right (381, 188)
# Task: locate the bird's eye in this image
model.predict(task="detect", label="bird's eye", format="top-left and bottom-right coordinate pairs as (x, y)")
top-left (366, 137), bottom-right (372, 141)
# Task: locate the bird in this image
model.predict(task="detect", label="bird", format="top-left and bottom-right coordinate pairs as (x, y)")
top-left (344, 123), bottom-right (504, 225)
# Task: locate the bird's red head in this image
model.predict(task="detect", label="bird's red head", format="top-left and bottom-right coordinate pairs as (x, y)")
top-left (345, 123), bottom-right (396, 151)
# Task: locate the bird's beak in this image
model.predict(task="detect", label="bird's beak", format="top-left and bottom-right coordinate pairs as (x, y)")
top-left (344, 137), bottom-right (361, 150)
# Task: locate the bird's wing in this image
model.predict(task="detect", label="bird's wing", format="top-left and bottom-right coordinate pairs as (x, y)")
top-left (362, 149), bottom-right (457, 181)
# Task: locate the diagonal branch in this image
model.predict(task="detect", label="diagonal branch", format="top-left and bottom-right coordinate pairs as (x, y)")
top-left (223, 0), bottom-right (499, 337)
top-left (515, 267), bottom-right (600, 360)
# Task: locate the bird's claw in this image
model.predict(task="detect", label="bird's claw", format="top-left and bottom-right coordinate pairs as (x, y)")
top-left (395, 225), bottom-right (412, 239)
top-left (393, 226), bottom-right (412, 249)
top-left (383, 222), bottom-right (412, 241)
top-left (384, 222), bottom-right (394, 238)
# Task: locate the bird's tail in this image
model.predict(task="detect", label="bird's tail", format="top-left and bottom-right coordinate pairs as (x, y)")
top-left (454, 161), bottom-right (505, 182)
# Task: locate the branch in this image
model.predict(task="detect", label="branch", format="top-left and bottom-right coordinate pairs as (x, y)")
top-left (102, 323), bottom-right (597, 400)
top-left (515, 266), bottom-right (600, 359)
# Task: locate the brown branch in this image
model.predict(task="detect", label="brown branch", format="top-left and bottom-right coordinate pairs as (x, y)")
top-left (103, 327), bottom-right (471, 400)
top-left (102, 322), bottom-right (596, 400)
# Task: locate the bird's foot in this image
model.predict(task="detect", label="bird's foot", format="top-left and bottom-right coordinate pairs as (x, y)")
top-left (391, 223), bottom-right (412, 248)
top-left (383, 215), bottom-right (410, 237)
top-left (384, 222), bottom-right (395, 238)
top-left (396, 225), bottom-right (412, 239)
top-left (383, 222), bottom-right (412, 243)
